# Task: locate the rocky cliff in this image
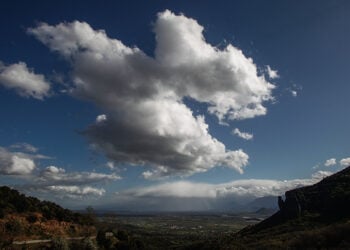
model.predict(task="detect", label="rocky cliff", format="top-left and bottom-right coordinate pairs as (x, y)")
top-left (241, 166), bottom-right (350, 233)
top-left (280, 166), bottom-right (350, 219)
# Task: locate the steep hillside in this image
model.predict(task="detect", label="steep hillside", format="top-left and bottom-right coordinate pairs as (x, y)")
top-left (0, 186), bottom-right (96, 245)
top-left (284, 166), bottom-right (350, 216)
top-left (251, 166), bottom-right (350, 231)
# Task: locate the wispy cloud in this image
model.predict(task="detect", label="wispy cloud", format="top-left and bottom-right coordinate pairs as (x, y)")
top-left (287, 84), bottom-right (302, 98)
top-left (232, 128), bottom-right (253, 140)
top-left (266, 65), bottom-right (279, 79)
top-left (10, 143), bottom-right (39, 153)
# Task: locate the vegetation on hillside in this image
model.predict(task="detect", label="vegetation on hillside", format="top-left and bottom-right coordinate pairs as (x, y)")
top-left (0, 186), bottom-right (94, 224)
top-left (0, 186), bottom-right (96, 247)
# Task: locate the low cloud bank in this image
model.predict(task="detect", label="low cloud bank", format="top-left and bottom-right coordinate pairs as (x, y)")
top-left (108, 170), bottom-right (333, 211)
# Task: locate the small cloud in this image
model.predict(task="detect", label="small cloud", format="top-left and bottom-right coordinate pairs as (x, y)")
top-left (0, 145), bottom-right (47, 175)
top-left (266, 65), bottom-right (279, 79)
top-left (142, 171), bottom-right (154, 180)
top-left (96, 114), bottom-right (107, 123)
top-left (42, 165), bottom-right (66, 175)
top-left (142, 166), bottom-right (169, 180)
top-left (105, 161), bottom-right (121, 172)
top-left (324, 158), bottom-right (337, 167)
top-left (232, 128), bottom-right (253, 140)
top-left (291, 90), bottom-right (297, 97)
top-left (0, 61), bottom-right (51, 99)
top-left (9, 155), bottom-right (36, 175)
top-left (106, 161), bottom-right (115, 170)
top-left (340, 157), bottom-right (350, 167)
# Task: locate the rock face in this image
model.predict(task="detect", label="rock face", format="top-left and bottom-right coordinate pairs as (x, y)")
top-left (278, 192), bottom-right (301, 219)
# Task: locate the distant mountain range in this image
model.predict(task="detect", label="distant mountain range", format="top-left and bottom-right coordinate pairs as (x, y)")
top-left (242, 196), bottom-right (278, 212)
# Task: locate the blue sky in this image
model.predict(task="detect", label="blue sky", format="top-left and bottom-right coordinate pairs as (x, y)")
top-left (0, 0), bottom-right (349, 210)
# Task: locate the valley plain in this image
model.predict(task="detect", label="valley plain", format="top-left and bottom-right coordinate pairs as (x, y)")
top-left (96, 211), bottom-right (270, 249)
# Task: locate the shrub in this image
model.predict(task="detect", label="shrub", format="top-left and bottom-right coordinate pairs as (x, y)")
top-left (116, 230), bottom-right (129, 241)
top-left (26, 214), bottom-right (38, 223)
top-left (51, 237), bottom-right (69, 250)
top-left (5, 218), bottom-right (23, 234)
top-left (82, 237), bottom-right (98, 250)
top-left (96, 229), bottom-right (119, 249)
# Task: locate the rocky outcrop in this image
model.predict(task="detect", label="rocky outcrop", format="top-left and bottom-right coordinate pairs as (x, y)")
top-left (278, 192), bottom-right (301, 219)
top-left (242, 166), bottom-right (350, 234)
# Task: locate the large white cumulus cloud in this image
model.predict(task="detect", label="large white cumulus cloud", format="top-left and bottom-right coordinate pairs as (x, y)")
top-left (28, 10), bottom-right (274, 177)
